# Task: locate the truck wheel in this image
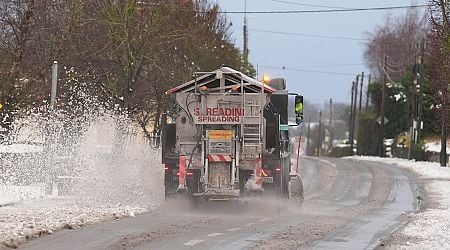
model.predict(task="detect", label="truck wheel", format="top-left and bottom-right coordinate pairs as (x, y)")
top-left (239, 170), bottom-right (252, 196)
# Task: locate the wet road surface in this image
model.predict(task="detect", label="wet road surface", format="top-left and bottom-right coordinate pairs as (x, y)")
top-left (20, 157), bottom-right (419, 249)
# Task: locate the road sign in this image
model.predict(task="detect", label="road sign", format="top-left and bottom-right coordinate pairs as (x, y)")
top-left (299, 148), bottom-right (305, 155)
top-left (208, 130), bottom-right (233, 140)
top-left (376, 116), bottom-right (389, 125)
top-left (0, 103), bottom-right (3, 110)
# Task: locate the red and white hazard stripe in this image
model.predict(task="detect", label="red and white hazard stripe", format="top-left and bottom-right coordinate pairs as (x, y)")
top-left (208, 154), bottom-right (232, 162)
top-left (178, 155), bottom-right (186, 190)
top-left (254, 158), bottom-right (263, 186)
top-left (165, 86), bottom-right (179, 95)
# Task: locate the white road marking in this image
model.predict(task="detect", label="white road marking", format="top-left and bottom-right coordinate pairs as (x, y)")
top-left (207, 233), bottom-right (224, 237)
top-left (260, 218), bottom-right (269, 222)
top-left (245, 223), bottom-right (256, 227)
top-left (184, 239), bottom-right (204, 246)
top-left (226, 227), bottom-right (241, 232)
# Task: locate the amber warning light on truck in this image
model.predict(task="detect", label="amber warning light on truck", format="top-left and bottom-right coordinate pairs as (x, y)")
top-left (193, 107), bottom-right (244, 124)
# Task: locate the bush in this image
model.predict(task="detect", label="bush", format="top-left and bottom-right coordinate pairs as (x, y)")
top-left (392, 136), bottom-right (428, 161)
top-left (357, 112), bottom-right (383, 156)
top-left (411, 141), bottom-right (427, 161)
top-left (332, 145), bottom-right (353, 157)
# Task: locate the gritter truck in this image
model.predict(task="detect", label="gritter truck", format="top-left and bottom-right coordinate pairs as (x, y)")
top-left (161, 67), bottom-right (304, 202)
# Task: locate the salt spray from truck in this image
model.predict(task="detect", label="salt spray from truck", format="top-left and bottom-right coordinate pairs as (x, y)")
top-left (161, 67), bottom-right (304, 201)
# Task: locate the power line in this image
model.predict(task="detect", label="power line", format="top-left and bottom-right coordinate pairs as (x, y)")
top-left (260, 65), bottom-right (356, 76)
top-left (268, 0), bottom-right (349, 9)
top-left (302, 63), bottom-right (364, 68)
top-left (250, 38), bottom-right (365, 65)
top-left (250, 28), bottom-right (367, 41)
top-left (216, 4), bottom-right (429, 14)
top-left (252, 40), bottom-right (361, 64)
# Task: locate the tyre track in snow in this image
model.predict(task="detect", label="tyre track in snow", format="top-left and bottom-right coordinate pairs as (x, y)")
top-left (253, 158), bottom-right (418, 249)
top-left (18, 157), bottom-right (418, 250)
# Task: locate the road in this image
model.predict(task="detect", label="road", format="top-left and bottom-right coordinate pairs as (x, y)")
top-left (20, 157), bottom-right (419, 250)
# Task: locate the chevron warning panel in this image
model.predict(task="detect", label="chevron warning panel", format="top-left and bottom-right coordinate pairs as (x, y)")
top-left (208, 154), bottom-right (233, 162)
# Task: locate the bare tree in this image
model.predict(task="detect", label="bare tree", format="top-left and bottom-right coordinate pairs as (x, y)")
top-left (364, 9), bottom-right (425, 81)
top-left (0, 1), bottom-right (82, 135)
top-left (0, 0), bottom-right (252, 142)
top-left (428, 0), bottom-right (450, 166)
top-left (0, 0), bottom-right (36, 134)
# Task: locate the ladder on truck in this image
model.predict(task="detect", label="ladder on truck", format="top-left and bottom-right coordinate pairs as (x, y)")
top-left (240, 75), bottom-right (264, 155)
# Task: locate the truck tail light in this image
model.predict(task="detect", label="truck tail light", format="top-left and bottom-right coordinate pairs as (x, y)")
top-left (261, 169), bottom-right (268, 177)
top-left (178, 171), bottom-right (194, 176)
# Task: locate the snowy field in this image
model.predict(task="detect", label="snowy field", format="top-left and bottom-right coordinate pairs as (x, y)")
top-left (347, 156), bottom-right (450, 249)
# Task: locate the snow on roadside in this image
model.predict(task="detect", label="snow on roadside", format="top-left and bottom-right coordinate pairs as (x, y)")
top-left (0, 144), bottom-right (43, 154)
top-left (0, 185), bottom-right (44, 206)
top-left (425, 141), bottom-right (450, 154)
top-left (0, 196), bottom-right (154, 248)
top-left (0, 114), bottom-right (164, 248)
top-left (346, 156), bottom-right (450, 249)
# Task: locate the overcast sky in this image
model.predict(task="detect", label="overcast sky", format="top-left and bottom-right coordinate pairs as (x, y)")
top-left (214, 0), bottom-right (427, 105)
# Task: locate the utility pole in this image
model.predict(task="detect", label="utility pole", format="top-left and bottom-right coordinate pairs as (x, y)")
top-left (380, 55), bottom-right (388, 157)
top-left (306, 117), bottom-right (311, 156)
top-left (50, 61), bottom-right (58, 111)
top-left (416, 39), bottom-right (425, 148)
top-left (441, 117), bottom-right (447, 167)
top-left (256, 62), bottom-right (259, 80)
top-left (329, 98), bottom-right (333, 152)
top-left (409, 46), bottom-right (419, 160)
top-left (359, 72), bottom-right (364, 114)
top-left (357, 72), bottom-right (364, 155)
top-left (243, 0), bottom-right (249, 68)
top-left (349, 81), bottom-right (355, 154)
top-left (408, 40), bottom-right (426, 160)
top-left (351, 75), bottom-right (359, 155)
top-left (317, 111), bottom-right (322, 156)
top-left (439, 0), bottom-right (448, 167)
top-left (366, 74), bottom-right (371, 112)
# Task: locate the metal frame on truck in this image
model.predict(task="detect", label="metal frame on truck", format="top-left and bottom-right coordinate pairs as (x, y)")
top-left (161, 67), bottom-right (303, 201)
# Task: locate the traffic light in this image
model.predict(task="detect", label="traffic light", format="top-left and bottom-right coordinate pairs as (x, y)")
top-left (295, 95), bottom-right (303, 125)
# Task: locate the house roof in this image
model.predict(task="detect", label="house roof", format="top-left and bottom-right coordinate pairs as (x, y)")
top-left (165, 66), bottom-right (276, 95)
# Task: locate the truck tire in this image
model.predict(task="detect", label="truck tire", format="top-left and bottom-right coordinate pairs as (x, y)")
top-left (239, 170), bottom-right (252, 196)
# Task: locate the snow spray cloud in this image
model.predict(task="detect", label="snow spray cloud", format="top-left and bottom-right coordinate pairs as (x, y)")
top-left (74, 114), bottom-right (164, 206)
top-left (0, 67), bottom-right (164, 207)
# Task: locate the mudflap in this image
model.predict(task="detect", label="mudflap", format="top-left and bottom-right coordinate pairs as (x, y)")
top-left (288, 174), bottom-right (304, 203)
